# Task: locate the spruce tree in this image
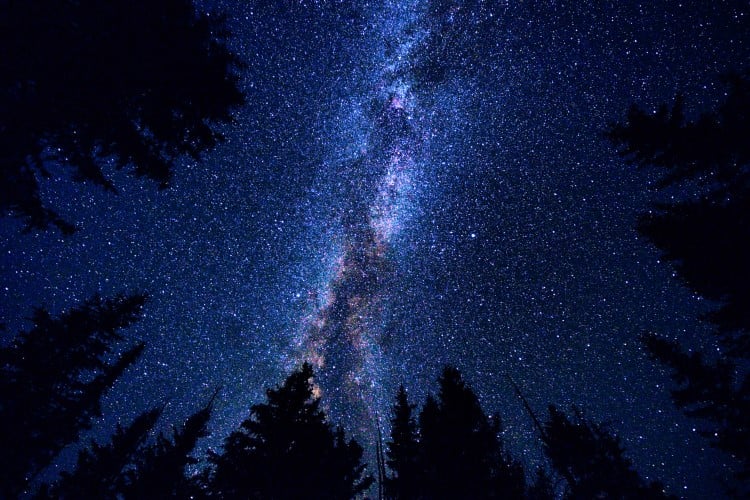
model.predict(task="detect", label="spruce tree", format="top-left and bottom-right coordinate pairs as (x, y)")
top-left (0, 293), bottom-right (146, 497)
top-left (384, 385), bottom-right (419, 499)
top-left (608, 72), bottom-right (750, 488)
top-left (207, 363), bottom-right (373, 498)
top-left (122, 394), bottom-right (216, 499)
top-left (607, 73), bottom-right (750, 341)
top-left (414, 366), bottom-right (526, 499)
top-left (39, 396), bottom-right (215, 499)
top-left (542, 405), bottom-right (673, 499)
top-left (641, 333), bottom-right (749, 491)
top-left (1, 0), bottom-right (244, 233)
top-left (38, 407), bottom-right (163, 499)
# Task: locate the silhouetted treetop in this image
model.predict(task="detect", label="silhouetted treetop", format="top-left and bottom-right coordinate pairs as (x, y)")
top-left (543, 405), bottom-right (673, 499)
top-left (1, 0), bottom-right (245, 233)
top-left (38, 406), bottom-right (164, 499)
top-left (608, 73), bottom-right (749, 190)
top-left (608, 72), bottom-right (750, 491)
top-left (398, 366), bottom-right (526, 499)
top-left (122, 393), bottom-right (217, 499)
top-left (643, 333), bottom-right (750, 486)
top-left (384, 384), bottom-right (419, 499)
top-left (39, 394), bottom-right (217, 500)
top-left (207, 362), bottom-right (373, 499)
top-left (0, 293), bottom-right (147, 497)
top-left (607, 73), bottom-right (750, 344)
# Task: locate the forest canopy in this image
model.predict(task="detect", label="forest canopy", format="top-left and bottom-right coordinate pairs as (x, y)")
top-left (0, 0), bottom-right (244, 233)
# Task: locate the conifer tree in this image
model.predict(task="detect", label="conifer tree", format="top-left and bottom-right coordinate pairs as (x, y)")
top-left (542, 405), bottom-right (673, 499)
top-left (122, 394), bottom-right (216, 499)
top-left (412, 367), bottom-right (526, 499)
top-left (608, 72), bottom-right (750, 488)
top-left (207, 363), bottom-right (373, 498)
top-left (38, 407), bottom-right (163, 499)
top-left (0, 293), bottom-right (146, 497)
top-left (641, 333), bottom-right (749, 490)
top-left (384, 385), bottom-right (419, 499)
top-left (39, 396), bottom-right (215, 499)
top-left (607, 73), bottom-right (750, 341)
top-left (1, 0), bottom-right (244, 233)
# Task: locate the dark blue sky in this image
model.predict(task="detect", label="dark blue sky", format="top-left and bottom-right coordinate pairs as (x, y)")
top-left (2, 1), bottom-right (748, 496)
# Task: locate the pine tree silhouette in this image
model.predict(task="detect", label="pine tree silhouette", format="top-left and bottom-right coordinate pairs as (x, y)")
top-left (384, 385), bottom-right (419, 499)
top-left (37, 407), bottom-right (163, 499)
top-left (0, 293), bottom-right (146, 497)
top-left (608, 72), bottom-right (750, 488)
top-left (206, 363), bottom-right (373, 498)
top-left (641, 333), bottom-right (749, 490)
top-left (608, 73), bottom-right (750, 342)
top-left (542, 405), bottom-right (673, 499)
top-left (121, 393), bottom-right (217, 499)
top-left (411, 366), bottom-right (526, 499)
top-left (38, 394), bottom-right (215, 499)
top-left (0, 0), bottom-right (244, 233)
top-left (527, 467), bottom-right (556, 500)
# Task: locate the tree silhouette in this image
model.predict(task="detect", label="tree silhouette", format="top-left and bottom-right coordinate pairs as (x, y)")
top-left (206, 362), bottom-right (373, 498)
top-left (642, 333), bottom-right (749, 490)
top-left (607, 73), bottom-right (750, 345)
top-left (120, 394), bottom-right (216, 499)
top-left (0, 293), bottom-right (146, 497)
top-left (37, 407), bottom-right (163, 499)
top-left (0, 0), bottom-right (244, 233)
top-left (527, 467), bottom-right (556, 500)
top-left (384, 385), bottom-right (419, 499)
top-left (608, 72), bottom-right (750, 488)
top-left (542, 405), bottom-right (673, 499)
top-left (39, 395), bottom-right (215, 499)
top-left (405, 366), bottom-right (526, 499)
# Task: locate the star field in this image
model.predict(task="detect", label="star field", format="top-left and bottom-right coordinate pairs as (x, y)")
top-left (2, 1), bottom-right (749, 497)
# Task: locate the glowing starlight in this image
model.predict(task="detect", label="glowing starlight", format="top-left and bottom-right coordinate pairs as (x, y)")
top-left (287, 10), bottom-right (428, 432)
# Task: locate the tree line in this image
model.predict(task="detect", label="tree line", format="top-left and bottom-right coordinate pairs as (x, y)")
top-left (0, 294), bottom-right (674, 498)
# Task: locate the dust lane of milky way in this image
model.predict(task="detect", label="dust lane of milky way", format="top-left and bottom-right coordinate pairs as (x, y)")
top-left (284, 1), bottom-right (429, 437)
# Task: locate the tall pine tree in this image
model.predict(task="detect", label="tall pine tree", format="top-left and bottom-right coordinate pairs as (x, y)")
top-left (398, 366), bottom-right (526, 499)
top-left (121, 393), bottom-right (217, 499)
top-left (384, 385), bottom-right (419, 499)
top-left (40, 395), bottom-right (216, 499)
top-left (206, 363), bottom-right (373, 498)
top-left (608, 72), bottom-right (750, 489)
top-left (37, 407), bottom-right (163, 499)
top-left (1, 0), bottom-right (244, 233)
top-left (0, 293), bottom-right (146, 497)
top-left (542, 405), bottom-right (673, 499)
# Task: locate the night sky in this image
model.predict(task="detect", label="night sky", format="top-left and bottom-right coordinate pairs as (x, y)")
top-left (2, 1), bottom-right (749, 497)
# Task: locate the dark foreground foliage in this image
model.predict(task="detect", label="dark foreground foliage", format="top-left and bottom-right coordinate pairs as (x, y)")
top-left (384, 368), bottom-right (672, 500)
top-left (608, 72), bottom-right (750, 492)
top-left (0, 294), bottom-right (146, 497)
top-left (205, 362), bottom-right (373, 499)
top-left (0, 0), bottom-right (244, 233)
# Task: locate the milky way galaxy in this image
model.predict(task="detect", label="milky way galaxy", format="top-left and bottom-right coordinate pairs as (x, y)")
top-left (286, 2), bottom-right (430, 435)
